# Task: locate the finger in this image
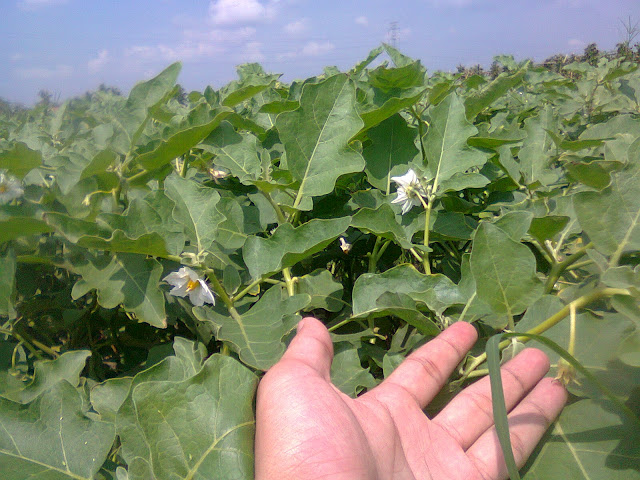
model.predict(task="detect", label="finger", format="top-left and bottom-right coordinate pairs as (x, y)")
top-left (371, 322), bottom-right (477, 409)
top-left (466, 377), bottom-right (567, 480)
top-left (434, 348), bottom-right (550, 450)
top-left (279, 317), bottom-right (333, 381)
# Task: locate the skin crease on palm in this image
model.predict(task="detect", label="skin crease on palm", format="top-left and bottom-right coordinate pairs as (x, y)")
top-left (255, 318), bottom-right (568, 480)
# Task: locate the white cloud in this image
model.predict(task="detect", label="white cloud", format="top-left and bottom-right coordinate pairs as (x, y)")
top-left (355, 16), bottom-right (368, 26)
top-left (88, 49), bottom-right (109, 74)
top-left (568, 38), bottom-right (586, 49)
top-left (278, 41), bottom-right (335, 60)
top-left (209, 0), bottom-right (276, 25)
top-left (10, 53), bottom-right (23, 62)
top-left (125, 27), bottom-right (256, 63)
top-left (240, 41), bottom-right (265, 62)
top-left (284, 18), bottom-right (309, 35)
top-left (14, 64), bottom-right (72, 80)
top-left (301, 41), bottom-right (335, 57)
top-left (18, 0), bottom-right (67, 10)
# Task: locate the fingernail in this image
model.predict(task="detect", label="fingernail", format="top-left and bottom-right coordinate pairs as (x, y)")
top-left (297, 319), bottom-right (307, 332)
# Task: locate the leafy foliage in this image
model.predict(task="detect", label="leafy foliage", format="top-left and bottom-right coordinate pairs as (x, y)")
top-left (0, 49), bottom-right (639, 479)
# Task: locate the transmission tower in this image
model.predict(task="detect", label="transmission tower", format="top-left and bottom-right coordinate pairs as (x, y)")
top-left (389, 21), bottom-right (398, 48)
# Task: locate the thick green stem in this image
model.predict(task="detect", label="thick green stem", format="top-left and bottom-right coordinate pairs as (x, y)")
top-left (460, 287), bottom-right (629, 380)
top-left (259, 189), bottom-right (286, 224)
top-left (368, 236), bottom-right (384, 273)
top-left (205, 269), bottom-right (234, 309)
top-left (419, 195), bottom-right (433, 274)
top-left (282, 268), bottom-right (296, 297)
top-left (544, 242), bottom-right (593, 293)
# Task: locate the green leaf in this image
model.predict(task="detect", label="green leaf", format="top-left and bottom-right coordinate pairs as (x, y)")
top-left (243, 217), bottom-right (350, 279)
top-left (136, 106), bottom-right (232, 171)
top-left (118, 354), bottom-right (257, 480)
top-left (0, 250), bottom-right (16, 318)
top-left (373, 292), bottom-right (440, 336)
top-left (201, 121), bottom-right (262, 183)
top-left (574, 161), bottom-right (640, 263)
top-left (276, 74), bottom-right (365, 208)
top-left (492, 211), bottom-right (533, 241)
top-left (164, 174), bottom-right (225, 255)
top-left (522, 399), bottom-right (640, 480)
top-left (330, 343), bottom-right (377, 397)
top-left (90, 377), bottom-right (133, 423)
top-left (0, 203), bottom-right (54, 243)
top-left (470, 222), bottom-right (543, 318)
top-left (193, 286), bottom-right (309, 370)
top-left (528, 216), bottom-right (570, 243)
top-left (221, 63), bottom-right (281, 107)
top-left (352, 264), bottom-right (464, 318)
top-left (296, 269), bottom-right (345, 312)
top-left (66, 250), bottom-right (167, 328)
top-left (464, 67), bottom-right (526, 120)
top-left (0, 142), bottom-right (42, 178)
top-left (518, 105), bottom-right (556, 186)
top-left (368, 60), bottom-right (425, 92)
top-left (363, 114), bottom-right (419, 193)
top-left (1, 351), bottom-right (90, 404)
top-left (351, 204), bottom-right (412, 248)
top-left (423, 92), bottom-right (487, 193)
top-left (0, 381), bottom-right (115, 480)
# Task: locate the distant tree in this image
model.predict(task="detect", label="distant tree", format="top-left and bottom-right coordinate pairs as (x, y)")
top-left (582, 43), bottom-right (600, 66)
top-left (174, 84), bottom-right (188, 105)
top-left (489, 61), bottom-right (502, 79)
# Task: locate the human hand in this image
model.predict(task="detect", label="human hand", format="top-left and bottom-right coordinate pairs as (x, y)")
top-left (255, 317), bottom-right (567, 480)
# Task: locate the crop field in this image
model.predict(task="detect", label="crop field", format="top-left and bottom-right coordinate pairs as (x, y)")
top-left (0, 44), bottom-right (639, 478)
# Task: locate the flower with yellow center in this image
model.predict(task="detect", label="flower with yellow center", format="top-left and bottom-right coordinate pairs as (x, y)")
top-left (163, 267), bottom-right (216, 306)
top-left (0, 170), bottom-right (24, 204)
top-left (390, 169), bottom-right (429, 214)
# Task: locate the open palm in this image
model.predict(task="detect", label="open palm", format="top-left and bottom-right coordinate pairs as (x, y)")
top-left (255, 318), bottom-right (567, 480)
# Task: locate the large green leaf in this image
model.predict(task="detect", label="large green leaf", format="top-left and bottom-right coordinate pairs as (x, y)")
top-left (351, 204), bottom-right (413, 249)
top-left (464, 67), bottom-right (526, 120)
top-left (363, 114), bottom-right (419, 193)
top-left (1, 351), bottom-right (90, 404)
top-left (0, 381), bottom-right (115, 480)
top-left (276, 74), bottom-right (365, 208)
top-left (518, 105), bottom-right (556, 186)
top-left (522, 399), bottom-right (640, 479)
top-left (164, 174), bottom-right (225, 255)
top-left (0, 142), bottom-right (42, 178)
top-left (193, 286), bottom-right (309, 370)
top-left (352, 264), bottom-right (464, 319)
top-left (201, 121), bottom-right (262, 184)
top-left (574, 160), bottom-right (640, 263)
top-left (122, 355), bottom-right (257, 480)
top-left (0, 204), bottom-right (54, 243)
top-left (470, 222), bottom-right (543, 318)
top-left (135, 106), bottom-right (232, 171)
top-left (423, 92), bottom-right (487, 193)
top-left (66, 250), bottom-right (167, 328)
top-left (243, 217), bottom-right (351, 279)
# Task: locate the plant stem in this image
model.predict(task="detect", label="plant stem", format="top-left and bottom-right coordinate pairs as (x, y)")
top-left (282, 268), bottom-right (296, 297)
top-left (232, 278), bottom-right (264, 303)
top-left (544, 242), bottom-right (593, 294)
top-left (259, 189), bottom-right (286, 224)
top-left (418, 195), bottom-right (433, 274)
top-left (179, 155), bottom-right (189, 177)
top-left (460, 287), bottom-right (629, 380)
top-left (458, 292), bottom-right (476, 323)
top-left (205, 269), bottom-right (234, 309)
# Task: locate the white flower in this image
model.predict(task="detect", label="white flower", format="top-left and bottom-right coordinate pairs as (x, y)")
top-left (390, 169), bottom-right (428, 214)
top-left (339, 237), bottom-right (352, 253)
top-left (163, 267), bottom-right (216, 306)
top-left (0, 170), bottom-right (24, 204)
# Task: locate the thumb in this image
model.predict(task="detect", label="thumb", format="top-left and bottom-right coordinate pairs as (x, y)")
top-left (279, 317), bottom-right (334, 381)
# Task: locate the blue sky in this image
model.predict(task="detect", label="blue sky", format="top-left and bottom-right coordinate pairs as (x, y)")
top-left (1, 0), bottom-right (639, 105)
